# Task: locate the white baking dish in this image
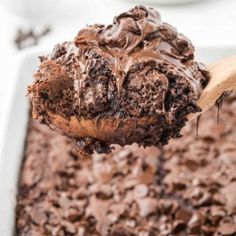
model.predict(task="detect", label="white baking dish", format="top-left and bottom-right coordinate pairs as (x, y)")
top-left (131, 0), bottom-right (205, 5)
top-left (0, 46), bottom-right (236, 235)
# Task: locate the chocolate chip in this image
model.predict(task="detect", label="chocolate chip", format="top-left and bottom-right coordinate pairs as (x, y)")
top-left (218, 222), bottom-right (236, 235)
top-left (189, 222), bottom-right (201, 234)
top-left (175, 208), bottom-right (192, 223)
top-left (58, 195), bottom-right (71, 209)
top-left (222, 182), bottom-right (236, 214)
top-left (65, 207), bottom-right (82, 222)
top-left (202, 225), bottom-right (217, 235)
top-left (195, 192), bottom-right (212, 207)
top-left (137, 197), bottom-right (158, 217)
top-left (110, 226), bottom-right (135, 236)
top-left (30, 209), bottom-right (47, 225)
top-left (97, 184), bottom-right (113, 199)
top-left (172, 220), bottom-right (186, 234)
top-left (115, 148), bottom-right (132, 159)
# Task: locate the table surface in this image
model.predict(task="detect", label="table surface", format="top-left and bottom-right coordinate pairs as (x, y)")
top-left (0, 0), bottom-right (236, 124)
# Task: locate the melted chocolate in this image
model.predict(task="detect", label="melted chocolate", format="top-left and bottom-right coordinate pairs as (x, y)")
top-left (73, 6), bottom-right (202, 109)
top-left (196, 115), bottom-right (201, 137)
top-left (215, 91), bottom-right (231, 124)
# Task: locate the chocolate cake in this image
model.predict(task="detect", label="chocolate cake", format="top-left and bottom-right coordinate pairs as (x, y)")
top-left (16, 93), bottom-right (236, 236)
top-left (28, 6), bottom-right (209, 154)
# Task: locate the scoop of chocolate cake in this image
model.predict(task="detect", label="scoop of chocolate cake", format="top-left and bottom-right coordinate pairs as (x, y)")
top-left (28, 5), bottom-right (209, 154)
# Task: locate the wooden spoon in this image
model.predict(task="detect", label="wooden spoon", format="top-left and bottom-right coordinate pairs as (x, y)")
top-left (188, 55), bottom-right (236, 121)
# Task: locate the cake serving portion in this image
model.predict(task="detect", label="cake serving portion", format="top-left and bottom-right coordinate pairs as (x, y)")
top-left (28, 6), bottom-right (209, 153)
top-left (16, 93), bottom-right (236, 236)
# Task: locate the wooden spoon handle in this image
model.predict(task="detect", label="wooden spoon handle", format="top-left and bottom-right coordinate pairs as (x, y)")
top-left (188, 55), bottom-right (236, 121)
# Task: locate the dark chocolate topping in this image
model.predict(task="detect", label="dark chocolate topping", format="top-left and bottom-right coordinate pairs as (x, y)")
top-left (75, 6), bottom-right (193, 94)
top-left (47, 5), bottom-right (207, 117)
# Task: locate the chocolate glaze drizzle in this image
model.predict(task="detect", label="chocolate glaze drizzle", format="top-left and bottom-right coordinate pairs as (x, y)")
top-left (196, 115), bottom-right (201, 137)
top-left (72, 6), bottom-right (204, 109)
top-left (215, 91), bottom-right (232, 124)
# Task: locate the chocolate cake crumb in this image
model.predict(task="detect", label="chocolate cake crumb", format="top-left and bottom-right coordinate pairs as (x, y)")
top-left (16, 93), bottom-right (236, 235)
top-left (28, 6), bottom-right (209, 154)
top-left (14, 26), bottom-right (50, 50)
